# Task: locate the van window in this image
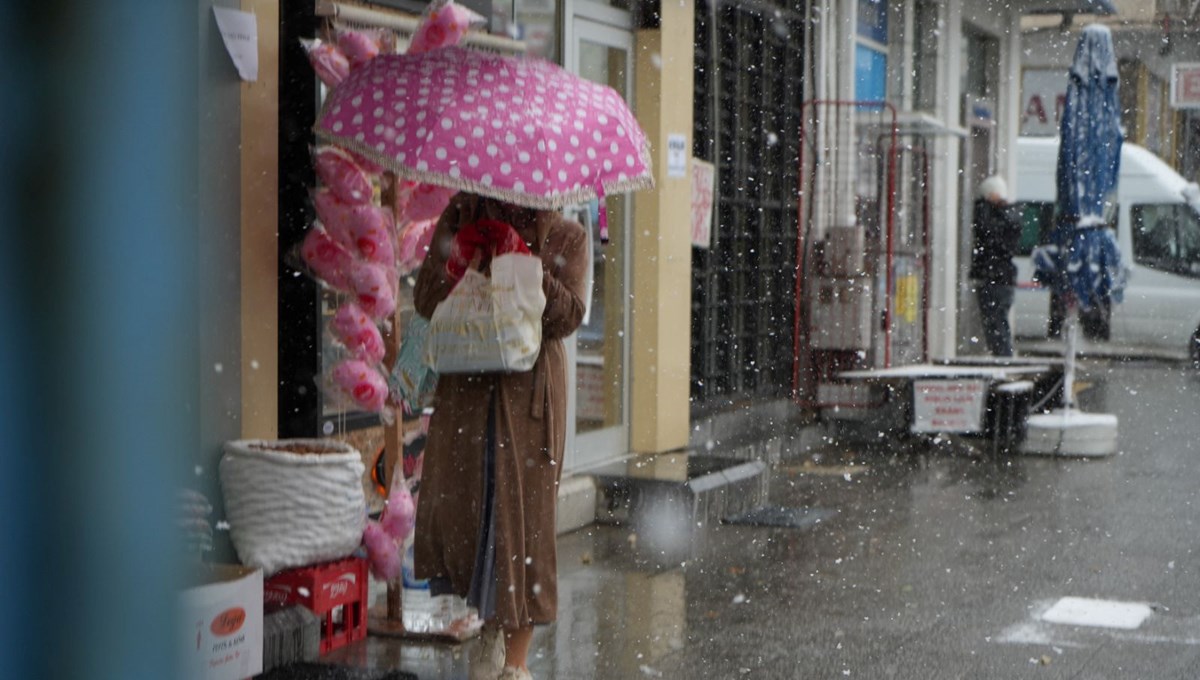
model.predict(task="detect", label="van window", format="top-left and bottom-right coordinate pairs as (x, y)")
top-left (1014, 201), bottom-right (1055, 255)
top-left (1132, 204), bottom-right (1200, 278)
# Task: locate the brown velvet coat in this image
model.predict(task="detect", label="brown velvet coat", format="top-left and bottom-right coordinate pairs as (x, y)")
top-left (412, 194), bottom-right (587, 628)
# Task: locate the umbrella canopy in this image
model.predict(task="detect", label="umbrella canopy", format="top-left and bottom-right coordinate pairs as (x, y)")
top-left (314, 46), bottom-right (652, 228)
top-left (1034, 24), bottom-right (1125, 312)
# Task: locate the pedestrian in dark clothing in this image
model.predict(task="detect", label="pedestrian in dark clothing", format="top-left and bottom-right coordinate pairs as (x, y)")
top-left (970, 175), bottom-right (1021, 357)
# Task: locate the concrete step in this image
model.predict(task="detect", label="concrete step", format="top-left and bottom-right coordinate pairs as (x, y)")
top-left (588, 452), bottom-right (769, 558)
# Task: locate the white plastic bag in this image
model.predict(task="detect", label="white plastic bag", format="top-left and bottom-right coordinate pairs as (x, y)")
top-left (425, 253), bottom-right (547, 373)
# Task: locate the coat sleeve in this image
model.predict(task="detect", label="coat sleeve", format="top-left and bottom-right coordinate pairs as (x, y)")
top-left (541, 224), bottom-right (588, 341)
top-left (413, 204), bottom-right (461, 320)
top-left (1001, 206), bottom-right (1022, 256)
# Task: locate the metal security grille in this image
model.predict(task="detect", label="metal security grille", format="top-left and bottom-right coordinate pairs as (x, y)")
top-left (692, 0), bottom-right (806, 406)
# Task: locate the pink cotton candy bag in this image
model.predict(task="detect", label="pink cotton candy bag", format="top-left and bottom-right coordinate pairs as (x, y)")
top-left (331, 302), bottom-right (386, 364)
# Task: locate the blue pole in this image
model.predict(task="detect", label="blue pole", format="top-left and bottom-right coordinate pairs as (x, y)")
top-left (1, 2), bottom-right (197, 678)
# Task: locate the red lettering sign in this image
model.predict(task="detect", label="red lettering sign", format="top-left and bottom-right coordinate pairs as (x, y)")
top-left (210, 607), bottom-right (246, 636)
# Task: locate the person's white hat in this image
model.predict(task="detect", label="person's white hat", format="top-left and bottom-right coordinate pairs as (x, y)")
top-left (978, 175), bottom-right (1008, 201)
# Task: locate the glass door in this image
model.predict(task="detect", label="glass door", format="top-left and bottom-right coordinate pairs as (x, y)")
top-left (564, 16), bottom-right (633, 471)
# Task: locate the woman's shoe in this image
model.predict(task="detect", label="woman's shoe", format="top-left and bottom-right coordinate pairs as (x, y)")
top-left (496, 667), bottom-right (532, 680)
top-left (468, 628), bottom-right (506, 680)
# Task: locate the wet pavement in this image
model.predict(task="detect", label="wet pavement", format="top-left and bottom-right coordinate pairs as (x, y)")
top-left (320, 358), bottom-right (1200, 679)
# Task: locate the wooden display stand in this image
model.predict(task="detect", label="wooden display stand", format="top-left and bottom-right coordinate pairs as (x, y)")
top-left (365, 174), bottom-right (479, 644)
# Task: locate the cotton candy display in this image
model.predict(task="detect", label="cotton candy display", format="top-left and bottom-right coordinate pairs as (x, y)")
top-left (361, 460), bottom-right (417, 581)
top-left (300, 224), bottom-right (354, 291)
top-left (314, 146), bottom-right (373, 204)
top-left (349, 205), bottom-right (396, 266)
top-left (317, 193), bottom-right (396, 267)
top-left (337, 29), bottom-right (382, 69)
top-left (362, 521), bottom-right (403, 581)
top-left (349, 261), bottom-right (397, 321)
top-left (407, 0), bottom-right (484, 55)
top-left (379, 480), bottom-right (416, 541)
top-left (395, 182), bottom-right (456, 223)
top-left (332, 359), bottom-right (389, 413)
top-left (332, 302), bottom-right (386, 364)
top-left (396, 218), bottom-right (436, 276)
top-left (312, 188), bottom-right (356, 248)
top-left (300, 38), bottom-right (350, 88)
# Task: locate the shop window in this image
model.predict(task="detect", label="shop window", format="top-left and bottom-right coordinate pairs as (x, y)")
top-left (855, 0), bottom-right (887, 102)
top-left (961, 28), bottom-right (998, 101)
top-left (911, 0), bottom-right (938, 111)
top-left (692, 0), bottom-right (805, 405)
top-left (491, 0), bottom-right (559, 62)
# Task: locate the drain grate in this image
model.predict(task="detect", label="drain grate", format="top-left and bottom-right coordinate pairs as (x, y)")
top-left (722, 506), bottom-right (835, 529)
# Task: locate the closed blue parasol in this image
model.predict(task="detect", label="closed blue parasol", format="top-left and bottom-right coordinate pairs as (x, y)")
top-left (1032, 24), bottom-right (1125, 313)
top-left (1029, 24), bottom-right (1124, 427)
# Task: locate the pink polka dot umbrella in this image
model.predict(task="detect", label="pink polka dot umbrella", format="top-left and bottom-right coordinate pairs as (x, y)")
top-left (314, 46), bottom-right (653, 241)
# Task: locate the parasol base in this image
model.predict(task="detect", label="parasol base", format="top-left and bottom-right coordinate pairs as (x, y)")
top-left (1021, 408), bottom-right (1118, 457)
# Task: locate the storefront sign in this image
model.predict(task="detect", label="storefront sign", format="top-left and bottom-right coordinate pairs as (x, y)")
top-left (1020, 68), bottom-right (1066, 137)
top-left (212, 7), bottom-right (259, 82)
top-left (1171, 63), bottom-right (1200, 109)
top-left (691, 158), bottom-right (715, 248)
top-left (911, 379), bottom-right (987, 433)
top-left (667, 134), bottom-right (688, 178)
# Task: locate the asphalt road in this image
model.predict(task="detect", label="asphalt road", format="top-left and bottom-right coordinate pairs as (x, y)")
top-left (534, 357), bottom-right (1200, 679)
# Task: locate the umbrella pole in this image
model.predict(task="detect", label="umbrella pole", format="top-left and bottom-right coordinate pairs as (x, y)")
top-left (1062, 302), bottom-right (1078, 411)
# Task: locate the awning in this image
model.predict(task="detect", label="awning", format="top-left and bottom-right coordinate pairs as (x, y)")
top-left (1018, 0), bottom-right (1117, 15)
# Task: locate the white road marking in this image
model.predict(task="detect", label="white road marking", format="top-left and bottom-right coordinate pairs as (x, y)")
top-left (1041, 596), bottom-right (1152, 630)
top-left (997, 599), bottom-right (1200, 648)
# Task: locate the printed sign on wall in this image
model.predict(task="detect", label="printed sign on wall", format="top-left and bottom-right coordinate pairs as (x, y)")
top-left (1171, 63), bottom-right (1200, 109)
top-left (667, 134), bottom-right (688, 178)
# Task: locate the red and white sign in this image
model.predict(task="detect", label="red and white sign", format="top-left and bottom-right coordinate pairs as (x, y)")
top-left (1171, 63), bottom-right (1200, 109)
top-left (180, 564), bottom-right (263, 680)
top-left (691, 158), bottom-right (715, 248)
top-left (1021, 68), bottom-right (1067, 137)
top-left (911, 379), bottom-right (987, 433)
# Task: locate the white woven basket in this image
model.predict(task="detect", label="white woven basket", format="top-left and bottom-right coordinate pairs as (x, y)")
top-left (220, 439), bottom-right (366, 575)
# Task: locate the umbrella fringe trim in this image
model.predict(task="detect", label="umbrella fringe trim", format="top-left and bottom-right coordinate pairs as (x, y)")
top-left (314, 130), bottom-right (655, 210)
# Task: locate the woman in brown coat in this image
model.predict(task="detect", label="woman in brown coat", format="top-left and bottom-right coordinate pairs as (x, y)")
top-left (413, 193), bottom-right (588, 680)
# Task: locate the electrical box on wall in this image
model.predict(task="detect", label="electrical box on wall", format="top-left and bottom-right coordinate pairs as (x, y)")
top-left (822, 226), bottom-right (866, 277)
top-left (811, 277), bottom-right (874, 350)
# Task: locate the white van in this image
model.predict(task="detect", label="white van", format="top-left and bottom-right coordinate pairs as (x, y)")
top-left (1012, 136), bottom-right (1200, 365)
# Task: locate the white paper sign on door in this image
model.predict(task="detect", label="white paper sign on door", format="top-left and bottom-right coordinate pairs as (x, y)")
top-left (213, 7), bottom-right (259, 82)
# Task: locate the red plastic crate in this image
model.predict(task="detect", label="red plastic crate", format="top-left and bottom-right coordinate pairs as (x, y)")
top-left (264, 556), bottom-right (368, 654)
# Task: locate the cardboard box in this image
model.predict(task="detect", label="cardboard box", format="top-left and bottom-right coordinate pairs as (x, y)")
top-left (179, 564), bottom-right (264, 680)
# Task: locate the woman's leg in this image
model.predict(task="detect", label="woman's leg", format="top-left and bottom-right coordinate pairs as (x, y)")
top-left (503, 626), bottom-right (534, 670)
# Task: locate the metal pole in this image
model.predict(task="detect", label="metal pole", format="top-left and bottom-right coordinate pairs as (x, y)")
top-left (1062, 304), bottom-right (1077, 411)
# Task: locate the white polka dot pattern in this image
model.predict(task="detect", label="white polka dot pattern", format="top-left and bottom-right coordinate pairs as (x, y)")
top-left (316, 47), bottom-right (653, 208)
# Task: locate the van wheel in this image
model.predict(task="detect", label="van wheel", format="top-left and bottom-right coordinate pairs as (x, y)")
top-left (1191, 329), bottom-right (1200, 370)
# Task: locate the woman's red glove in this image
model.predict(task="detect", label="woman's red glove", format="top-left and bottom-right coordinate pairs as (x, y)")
top-left (445, 219), bottom-right (530, 280)
top-left (472, 219), bottom-right (531, 256)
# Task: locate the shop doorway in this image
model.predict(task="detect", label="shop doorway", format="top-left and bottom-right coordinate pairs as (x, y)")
top-left (564, 7), bottom-right (633, 471)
